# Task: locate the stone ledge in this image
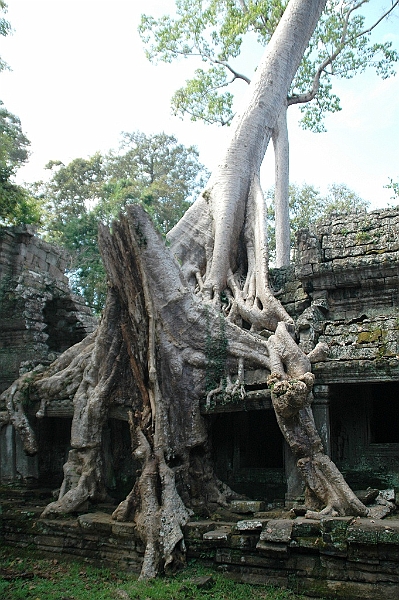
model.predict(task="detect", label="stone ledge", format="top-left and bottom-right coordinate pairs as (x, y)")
top-left (2, 494), bottom-right (399, 598)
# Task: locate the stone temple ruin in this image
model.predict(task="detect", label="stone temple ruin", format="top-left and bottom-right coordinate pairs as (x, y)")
top-left (0, 225), bottom-right (96, 482)
top-left (1, 209), bottom-right (399, 598)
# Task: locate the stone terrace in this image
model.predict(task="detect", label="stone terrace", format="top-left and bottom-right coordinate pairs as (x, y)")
top-left (1, 490), bottom-right (399, 599)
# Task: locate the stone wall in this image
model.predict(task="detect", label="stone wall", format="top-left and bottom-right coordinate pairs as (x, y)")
top-left (2, 490), bottom-right (399, 599)
top-left (0, 225), bottom-right (97, 483)
top-left (272, 208), bottom-right (399, 496)
top-left (294, 207), bottom-right (399, 379)
top-left (0, 225), bottom-right (96, 393)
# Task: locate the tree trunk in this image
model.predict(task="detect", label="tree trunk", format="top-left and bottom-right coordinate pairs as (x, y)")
top-left (1, 0), bottom-right (370, 581)
top-left (272, 104), bottom-right (291, 267)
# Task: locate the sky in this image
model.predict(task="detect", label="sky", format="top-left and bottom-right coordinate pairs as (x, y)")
top-left (1, 0), bottom-right (399, 210)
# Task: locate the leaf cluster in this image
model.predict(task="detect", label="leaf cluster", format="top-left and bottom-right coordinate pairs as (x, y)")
top-left (0, 4), bottom-right (42, 226)
top-left (139, 0), bottom-right (286, 125)
top-left (385, 177), bottom-right (399, 201)
top-left (0, 1), bottom-right (11, 73)
top-left (292, 0), bottom-right (399, 131)
top-left (0, 102), bottom-right (42, 226)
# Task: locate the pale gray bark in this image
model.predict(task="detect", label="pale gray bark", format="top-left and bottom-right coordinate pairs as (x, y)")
top-left (169, 0), bottom-right (328, 322)
top-left (272, 104), bottom-right (291, 267)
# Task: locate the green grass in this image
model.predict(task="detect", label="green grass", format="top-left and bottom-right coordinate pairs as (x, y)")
top-left (0, 544), bottom-right (313, 600)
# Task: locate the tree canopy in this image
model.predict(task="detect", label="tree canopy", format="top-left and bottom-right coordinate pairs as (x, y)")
top-left (38, 132), bottom-right (208, 312)
top-left (139, 0), bottom-right (398, 130)
top-left (0, 98), bottom-right (41, 227)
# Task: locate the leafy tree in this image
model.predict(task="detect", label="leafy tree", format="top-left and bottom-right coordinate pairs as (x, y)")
top-left (102, 131), bottom-right (208, 234)
top-left (0, 102), bottom-right (42, 226)
top-left (39, 133), bottom-right (208, 312)
top-left (267, 182), bottom-right (369, 259)
top-left (139, 0), bottom-right (398, 265)
top-left (38, 154), bottom-right (107, 312)
top-left (0, 3), bottom-right (42, 226)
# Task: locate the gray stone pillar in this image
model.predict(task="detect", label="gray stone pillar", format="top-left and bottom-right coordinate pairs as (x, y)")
top-left (0, 422), bottom-right (39, 483)
top-left (0, 423), bottom-right (16, 481)
top-left (312, 385), bottom-right (331, 456)
top-left (15, 429), bottom-right (39, 481)
top-left (284, 441), bottom-right (304, 507)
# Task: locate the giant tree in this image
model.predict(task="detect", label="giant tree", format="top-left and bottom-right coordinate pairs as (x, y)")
top-left (2, 0), bottom-right (370, 581)
top-left (140, 0), bottom-right (399, 266)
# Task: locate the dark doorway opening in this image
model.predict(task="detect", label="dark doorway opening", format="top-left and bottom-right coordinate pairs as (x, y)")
top-left (211, 410), bottom-right (285, 501)
top-left (330, 381), bottom-right (399, 490)
top-left (37, 417), bottom-right (72, 487)
top-left (369, 382), bottom-right (399, 444)
top-left (43, 298), bottom-right (85, 353)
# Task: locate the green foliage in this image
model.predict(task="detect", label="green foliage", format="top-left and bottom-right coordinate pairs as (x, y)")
top-left (139, 0), bottom-right (398, 131)
top-left (0, 102), bottom-right (42, 226)
top-left (172, 66), bottom-right (235, 125)
top-left (385, 177), bottom-right (399, 200)
top-left (293, 0), bottom-right (399, 131)
top-left (0, 1), bottom-right (11, 73)
top-left (0, 6), bottom-right (42, 227)
top-left (35, 154), bottom-right (107, 312)
top-left (0, 543), bottom-right (310, 600)
top-left (38, 132), bottom-right (209, 313)
top-left (266, 182), bottom-right (370, 258)
top-left (0, 101), bottom-right (30, 175)
top-left (103, 131), bottom-right (208, 234)
top-left (139, 0), bottom-right (286, 126)
top-left (0, 180), bottom-right (42, 226)
top-left (321, 182), bottom-right (370, 216)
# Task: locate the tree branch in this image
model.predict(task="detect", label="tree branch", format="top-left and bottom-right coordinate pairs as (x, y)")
top-left (288, 0), bottom-right (399, 106)
top-left (214, 58), bottom-right (251, 84)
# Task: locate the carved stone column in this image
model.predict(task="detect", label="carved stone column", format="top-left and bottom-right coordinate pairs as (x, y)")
top-left (312, 384), bottom-right (331, 456)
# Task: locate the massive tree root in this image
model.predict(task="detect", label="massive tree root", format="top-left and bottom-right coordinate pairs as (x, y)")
top-left (267, 324), bottom-right (368, 518)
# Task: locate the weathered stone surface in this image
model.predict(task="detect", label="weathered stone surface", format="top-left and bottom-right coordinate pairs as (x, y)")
top-left (78, 512), bottom-right (114, 533)
top-left (203, 526), bottom-right (232, 544)
top-left (3, 490), bottom-right (399, 599)
top-left (230, 500), bottom-right (265, 514)
top-left (319, 517), bottom-right (353, 556)
top-left (235, 519), bottom-right (265, 532)
top-left (0, 225), bottom-right (96, 398)
top-left (256, 519), bottom-right (293, 555)
top-left (259, 518), bottom-right (293, 543)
